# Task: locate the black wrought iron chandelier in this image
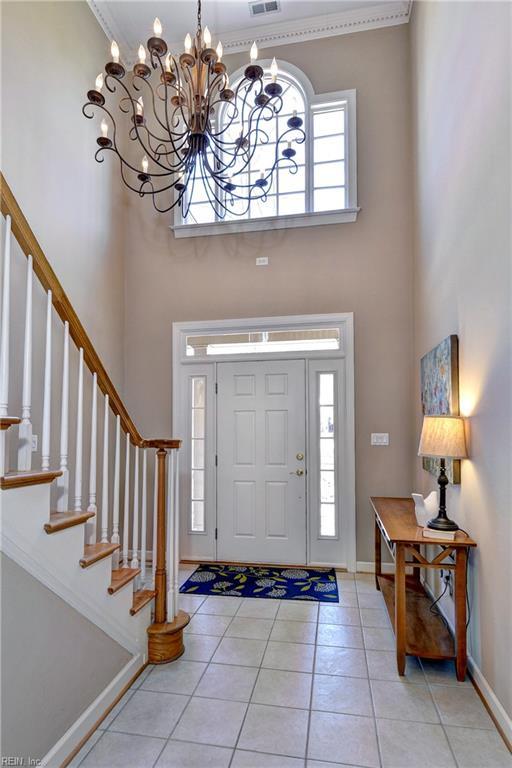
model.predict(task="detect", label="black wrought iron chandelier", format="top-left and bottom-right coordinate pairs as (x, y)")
top-left (83, 0), bottom-right (305, 218)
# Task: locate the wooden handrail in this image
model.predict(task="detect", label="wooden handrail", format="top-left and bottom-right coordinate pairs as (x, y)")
top-left (0, 173), bottom-right (180, 451)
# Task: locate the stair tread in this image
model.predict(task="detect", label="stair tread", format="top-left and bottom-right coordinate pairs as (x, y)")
top-left (80, 542), bottom-right (119, 568)
top-left (131, 589), bottom-right (156, 615)
top-left (1, 469), bottom-right (62, 490)
top-left (0, 416), bottom-right (21, 430)
top-left (108, 567), bottom-right (141, 595)
top-left (45, 510), bottom-right (95, 534)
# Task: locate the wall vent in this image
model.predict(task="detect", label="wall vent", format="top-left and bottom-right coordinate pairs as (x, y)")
top-left (249, 1), bottom-right (281, 18)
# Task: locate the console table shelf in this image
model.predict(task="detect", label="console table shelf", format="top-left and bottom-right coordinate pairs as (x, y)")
top-left (377, 574), bottom-right (454, 659)
top-left (371, 496), bottom-right (477, 681)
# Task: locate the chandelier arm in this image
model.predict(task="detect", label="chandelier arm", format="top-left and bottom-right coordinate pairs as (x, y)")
top-left (181, 163), bottom-right (197, 220)
top-left (132, 74), bottom-right (172, 135)
top-left (140, 125), bottom-right (190, 168)
top-left (108, 75), bottom-right (180, 174)
top-left (199, 155), bottom-right (223, 217)
top-left (207, 102), bottom-right (241, 137)
top-left (200, 153), bottom-right (249, 218)
top-left (117, 74), bottom-right (191, 167)
top-left (149, 191), bottom-right (185, 213)
top-left (208, 141), bottom-right (249, 176)
top-left (179, 63), bottom-right (196, 125)
top-left (130, 161), bottom-right (188, 213)
top-left (154, 54), bottom-right (195, 157)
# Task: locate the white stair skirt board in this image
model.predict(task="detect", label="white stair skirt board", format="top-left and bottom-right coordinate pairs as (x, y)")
top-left (422, 579), bottom-right (512, 746)
top-left (1, 484), bottom-right (152, 654)
top-left (41, 653), bottom-right (144, 768)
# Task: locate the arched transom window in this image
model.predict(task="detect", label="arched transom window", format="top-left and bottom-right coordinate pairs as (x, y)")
top-left (175, 61), bottom-right (358, 236)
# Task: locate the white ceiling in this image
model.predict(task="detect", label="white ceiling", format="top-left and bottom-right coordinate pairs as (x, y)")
top-left (88, 0), bottom-right (411, 61)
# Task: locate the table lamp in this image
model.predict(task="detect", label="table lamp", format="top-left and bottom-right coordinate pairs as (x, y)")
top-left (418, 415), bottom-right (468, 531)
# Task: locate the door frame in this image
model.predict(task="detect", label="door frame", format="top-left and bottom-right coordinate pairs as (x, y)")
top-left (172, 313), bottom-right (356, 571)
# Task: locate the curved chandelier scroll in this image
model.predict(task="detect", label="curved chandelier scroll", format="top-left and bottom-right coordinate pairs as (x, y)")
top-left (82, 0), bottom-right (305, 217)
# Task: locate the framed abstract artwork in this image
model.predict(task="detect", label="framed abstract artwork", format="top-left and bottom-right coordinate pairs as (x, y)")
top-left (420, 335), bottom-right (461, 484)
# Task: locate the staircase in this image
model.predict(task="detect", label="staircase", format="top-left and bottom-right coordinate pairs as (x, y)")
top-left (0, 174), bottom-right (188, 762)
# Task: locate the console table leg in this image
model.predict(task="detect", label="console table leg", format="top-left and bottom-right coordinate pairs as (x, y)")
top-left (395, 543), bottom-right (406, 675)
top-left (375, 519), bottom-right (382, 590)
top-left (455, 547), bottom-right (468, 681)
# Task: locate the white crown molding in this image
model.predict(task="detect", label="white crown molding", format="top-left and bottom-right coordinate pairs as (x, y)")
top-left (214, 1), bottom-right (412, 54)
top-left (87, 1), bottom-right (411, 65)
top-left (87, 0), bottom-right (132, 61)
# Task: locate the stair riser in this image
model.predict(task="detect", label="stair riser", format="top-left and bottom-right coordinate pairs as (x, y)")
top-left (1, 484), bottom-right (52, 532)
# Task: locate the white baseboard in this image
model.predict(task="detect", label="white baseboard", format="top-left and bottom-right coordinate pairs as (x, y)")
top-left (357, 560), bottom-right (395, 574)
top-left (42, 653), bottom-right (144, 767)
top-left (422, 580), bottom-right (512, 746)
top-left (181, 557), bottom-right (352, 570)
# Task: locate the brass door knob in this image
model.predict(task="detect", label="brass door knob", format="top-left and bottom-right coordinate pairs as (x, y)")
top-left (295, 469), bottom-right (304, 476)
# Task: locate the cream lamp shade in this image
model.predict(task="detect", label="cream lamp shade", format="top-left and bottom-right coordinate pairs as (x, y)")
top-left (418, 415), bottom-right (468, 459)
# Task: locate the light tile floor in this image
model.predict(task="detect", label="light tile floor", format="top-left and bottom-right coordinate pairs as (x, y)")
top-left (72, 571), bottom-right (512, 768)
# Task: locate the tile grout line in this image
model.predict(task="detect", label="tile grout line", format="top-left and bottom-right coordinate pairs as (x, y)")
top-left (82, 573), bottom-right (498, 768)
top-left (151, 587), bottom-right (244, 767)
top-left (161, 599), bottom-right (248, 761)
top-left (304, 594), bottom-right (320, 764)
top-left (356, 583), bottom-right (384, 768)
top-left (226, 595), bottom-right (283, 767)
top-left (421, 660), bottom-right (464, 768)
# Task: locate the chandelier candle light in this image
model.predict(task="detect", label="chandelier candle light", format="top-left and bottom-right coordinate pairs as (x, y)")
top-left (83, 0), bottom-right (305, 217)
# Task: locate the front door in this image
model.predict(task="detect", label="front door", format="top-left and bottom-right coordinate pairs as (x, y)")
top-left (217, 359), bottom-right (306, 564)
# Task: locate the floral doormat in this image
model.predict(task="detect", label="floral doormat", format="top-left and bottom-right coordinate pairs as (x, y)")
top-left (180, 564), bottom-right (339, 602)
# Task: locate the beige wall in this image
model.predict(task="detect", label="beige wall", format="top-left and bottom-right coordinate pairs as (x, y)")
top-left (410, 1), bottom-right (511, 718)
top-left (122, 25), bottom-right (414, 563)
top-left (0, 553), bottom-right (131, 761)
top-left (1, 1), bottom-right (126, 390)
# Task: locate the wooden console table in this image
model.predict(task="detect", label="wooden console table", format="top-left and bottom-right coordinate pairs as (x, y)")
top-left (370, 497), bottom-right (477, 681)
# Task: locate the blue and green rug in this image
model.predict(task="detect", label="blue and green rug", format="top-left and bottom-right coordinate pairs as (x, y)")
top-left (180, 564), bottom-right (339, 602)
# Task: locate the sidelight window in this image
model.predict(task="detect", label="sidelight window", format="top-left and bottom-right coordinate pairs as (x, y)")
top-left (190, 376), bottom-right (206, 532)
top-left (318, 372), bottom-right (337, 538)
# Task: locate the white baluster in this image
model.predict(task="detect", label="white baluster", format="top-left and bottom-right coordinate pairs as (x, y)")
top-left (152, 452), bottom-right (158, 586)
top-left (173, 450), bottom-right (180, 620)
top-left (100, 394), bottom-right (109, 543)
top-left (122, 433), bottom-right (130, 566)
top-left (0, 215), bottom-right (11, 419)
top-left (56, 322), bottom-right (70, 512)
top-left (41, 290), bottom-right (53, 471)
top-left (131, 446), bottom-right (140, 570)
top-left (18, 254), bottom-right (33, 470)
top-left (140, 449), bottom-right (148, 585)
top-left (85, 373), bottom-right (97, 543)
top-left (73, 348), bottom-right (84, 510)
top-left (166, 450), bottom-right (175, 620)
top-left (111, 415), bottom-right (121, 568)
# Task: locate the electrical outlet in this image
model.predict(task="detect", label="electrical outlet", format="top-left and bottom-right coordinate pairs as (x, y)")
top-left (31, 434), bottom-right (38, 452)
top-left (256, 256), bottom-right (269, 266)
top-left (441, 569), bottom-right (453, 598)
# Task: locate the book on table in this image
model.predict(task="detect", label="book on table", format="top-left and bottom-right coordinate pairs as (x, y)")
top-left (422, 527), bottom-right (456, 541)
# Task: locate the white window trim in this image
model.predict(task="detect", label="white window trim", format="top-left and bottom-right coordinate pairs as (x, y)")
top-left (171, 61), bottom-right (359, 239)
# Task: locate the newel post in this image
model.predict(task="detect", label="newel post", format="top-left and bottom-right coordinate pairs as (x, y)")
top-left (154, 448), bottom-right (167, 624)
top-left (147, 446), bottom-right (189, 664)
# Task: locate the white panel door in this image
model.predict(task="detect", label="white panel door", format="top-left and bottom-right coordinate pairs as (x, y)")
top-left (217, 359), bottom-right (306, 564)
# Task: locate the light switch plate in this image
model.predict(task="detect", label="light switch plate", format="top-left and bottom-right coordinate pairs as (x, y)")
top-left (371, 433), bottom-right (389, 446)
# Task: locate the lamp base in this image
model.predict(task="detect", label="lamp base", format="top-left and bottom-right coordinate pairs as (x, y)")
top-left (427, 515), bottom-right (459, 532)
